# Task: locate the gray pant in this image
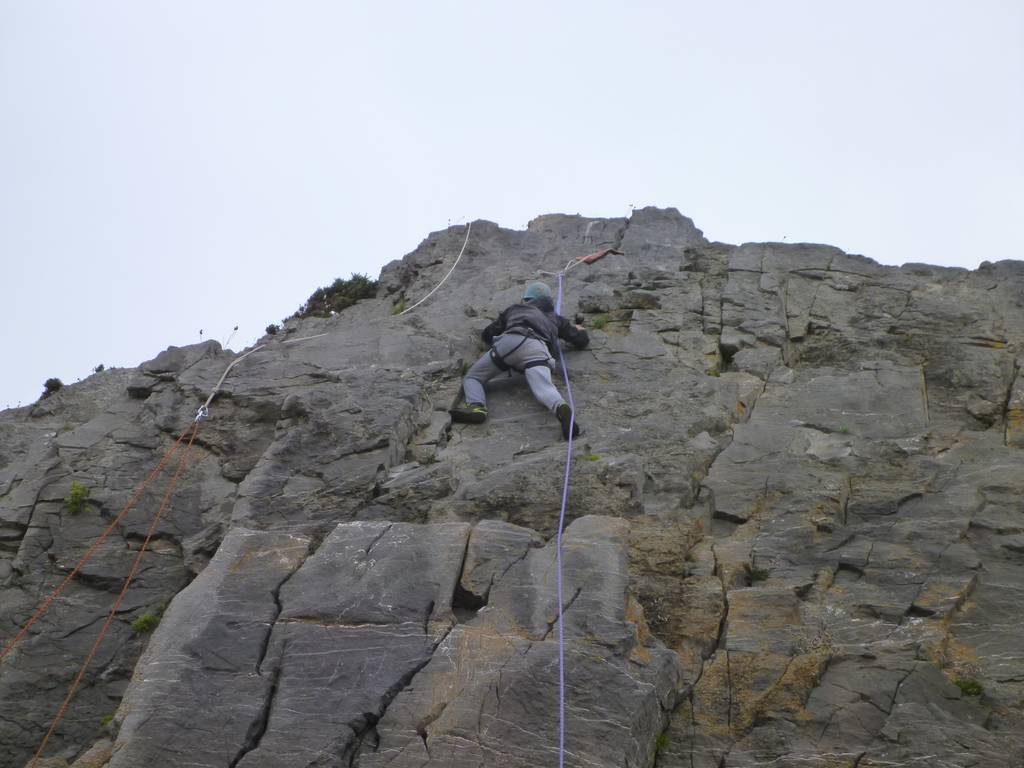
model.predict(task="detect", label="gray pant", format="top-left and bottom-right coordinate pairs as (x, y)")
top-left (462, 333), bottom-right (565, 412)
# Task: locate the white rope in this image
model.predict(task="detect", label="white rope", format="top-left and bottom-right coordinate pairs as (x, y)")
top-left (282, 332), bottom-right (329, 345)
top-left (398, 222), bottom-right (473, 315)
top-left (198, 228), bottom-right (590, 421)
top-left (197, 345), bottom-right (266, 419)
top-left (196, 333), bottom-right (330, 420)
top-left (538, 255), bottom-right (589, 279)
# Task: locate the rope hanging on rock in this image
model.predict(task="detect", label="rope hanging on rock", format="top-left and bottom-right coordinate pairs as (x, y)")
top-left (10, 230), bottom-right (615, 765)
top-left (540, 247), bottom-right (621, 280)
top-left (546, 247), bottom-right (620, 767)
top-left (6, 330), bottom-right (335, 762)
top-left (197, 331), bottom-right (329, 419)
top-left (30, 419), bottom-right (203, 767)
top-left (0, 426), bottom-right (195, 665)
top-left (399, 222), bottom-right (473, 315)
top-left (1, 332), bottom-right (332, 668)
top-left (552, 270), bottom-right (578, 768)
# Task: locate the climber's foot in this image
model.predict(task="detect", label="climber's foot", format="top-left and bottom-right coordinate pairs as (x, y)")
top-left (450, 402), bottom-right (488, 424)
top-left (555, 403), bottom-right (581, 440)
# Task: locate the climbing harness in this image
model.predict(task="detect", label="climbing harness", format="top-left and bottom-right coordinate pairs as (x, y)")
top-left (488, 332), bottom-right (552, 375)
top-left (488, 336), bottom-right (528, 372)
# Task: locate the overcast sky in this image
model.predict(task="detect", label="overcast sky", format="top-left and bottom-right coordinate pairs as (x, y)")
top-left (2, 1), bottom-right (1022, 409)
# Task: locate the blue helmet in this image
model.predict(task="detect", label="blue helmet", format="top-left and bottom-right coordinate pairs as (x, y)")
top-left (522, 282), bottom-right (552, 301)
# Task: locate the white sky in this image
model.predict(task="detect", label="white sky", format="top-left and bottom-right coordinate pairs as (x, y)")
top-left (2, 1), bottom-right (1022, 409)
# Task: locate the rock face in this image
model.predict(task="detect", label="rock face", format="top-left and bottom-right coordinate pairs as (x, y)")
top-left (1, 207), bottom-right (1023, 767)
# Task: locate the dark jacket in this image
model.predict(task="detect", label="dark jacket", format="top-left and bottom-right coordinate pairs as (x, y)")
top-left (481, 297), bottom-right (589, 356)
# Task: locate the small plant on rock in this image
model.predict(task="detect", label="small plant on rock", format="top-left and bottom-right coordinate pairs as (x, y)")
top-left (41, 378), bottom-right (63, 400)
top-left (64, 482), bottom-right (90, 515)
top-left (265, 323), bottom-right (279, 336)
top-left (93, 364), bottom-right (105, 373)
top-left (295, 273), bottom-right (378, 318)
top-left (955, 676), bottom-right (984, 696)
top-left (132, 613), bottom-right (161, 634)
top-left (590, 314), bottom-right (609, 330)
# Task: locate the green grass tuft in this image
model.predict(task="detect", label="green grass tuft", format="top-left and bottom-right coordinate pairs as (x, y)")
top-left (64, 482), bottom-right (90, 515)
top-left (590, 314), bottom-right (609, 330)
top-left (583, 454), bottom-right (601, 462)
top-left (132, 613), bottom-right (162, 634)
top-left (955, 677), bottom-right (984, 696)
top-left (750, 567), bottom-right (770, 583)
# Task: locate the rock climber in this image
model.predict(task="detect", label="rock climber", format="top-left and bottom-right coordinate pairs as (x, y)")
top-left (451, 281), bottom-right (589, 439)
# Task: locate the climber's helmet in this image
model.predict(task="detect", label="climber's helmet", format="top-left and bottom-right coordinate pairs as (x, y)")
top-left (522, 282), bottom-right (553, 302)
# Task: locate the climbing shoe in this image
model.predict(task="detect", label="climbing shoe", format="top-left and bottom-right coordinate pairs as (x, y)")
top-left (555, 403), bottom-right (581, 440)
top-left (450, 402), bottom-right (488, 424)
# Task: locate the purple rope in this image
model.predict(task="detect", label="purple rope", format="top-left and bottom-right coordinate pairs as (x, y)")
top-left (554, 272), bottom-right (576, 768)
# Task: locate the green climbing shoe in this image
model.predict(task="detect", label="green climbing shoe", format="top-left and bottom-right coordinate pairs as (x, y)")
top-left (450, 402), bottom-right (488, 424)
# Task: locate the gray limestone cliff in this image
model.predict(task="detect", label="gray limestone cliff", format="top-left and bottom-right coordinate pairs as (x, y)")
top-left (2, 208), bottom-right (1023, 768)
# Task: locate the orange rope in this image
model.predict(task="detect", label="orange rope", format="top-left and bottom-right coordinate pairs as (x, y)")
top-left (30, 419), bottom-right (202, 767)
top-left (0, 424), bottom-right (195, 664)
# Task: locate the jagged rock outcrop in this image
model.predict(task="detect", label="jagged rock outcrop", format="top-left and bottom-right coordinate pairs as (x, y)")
top-left (2, 207), bottom-right (1023, 767)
